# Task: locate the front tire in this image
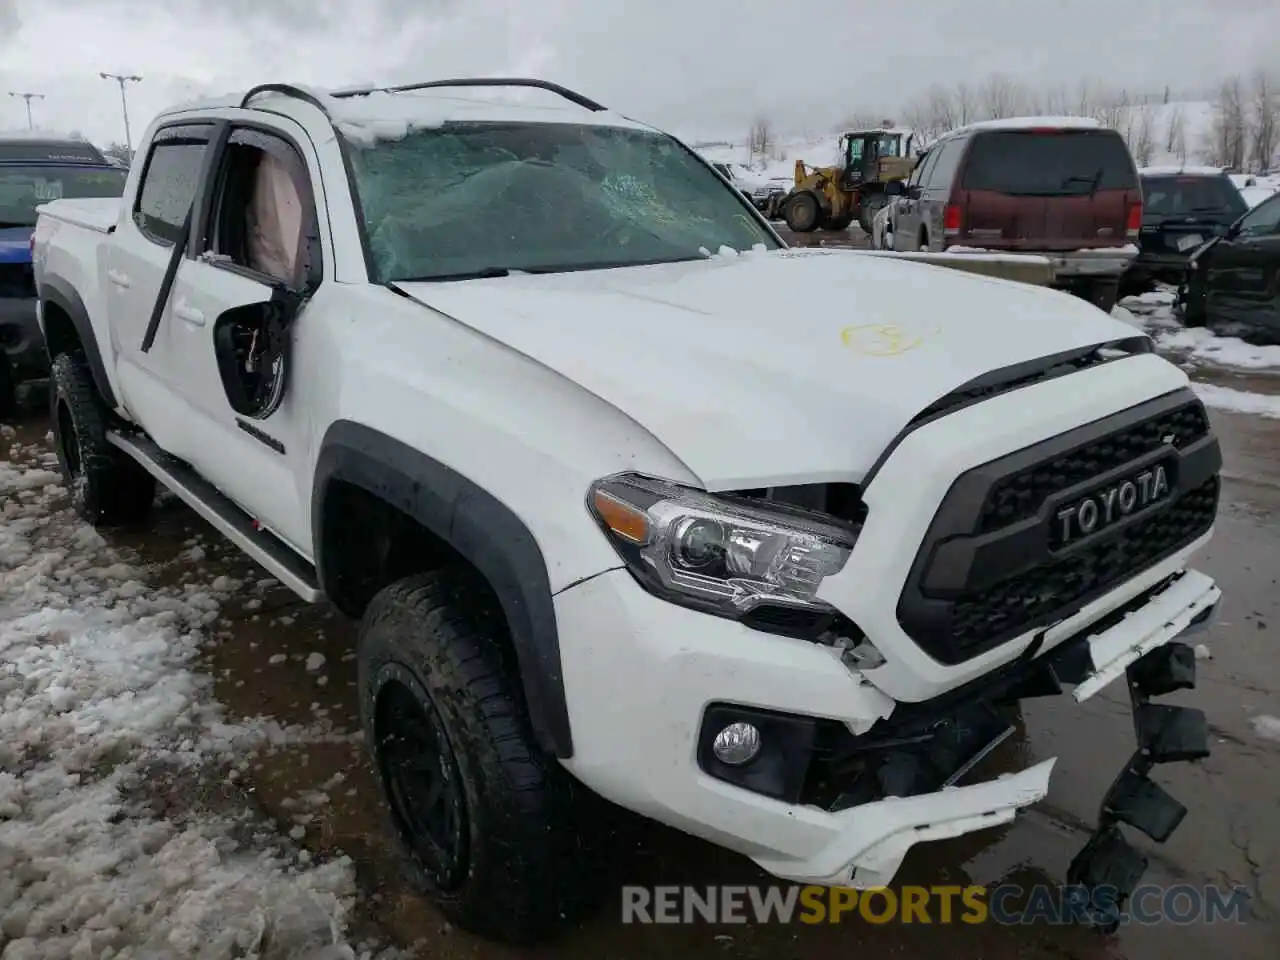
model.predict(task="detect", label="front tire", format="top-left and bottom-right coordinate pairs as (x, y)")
top-left (358, 568), bottom-right (613, 944)
top-left (785, 192), bottom-right (822, 232)
top-left (50, 351), bottom-right (155, 526)
top-left (859, 192), bottom-right (888, 234)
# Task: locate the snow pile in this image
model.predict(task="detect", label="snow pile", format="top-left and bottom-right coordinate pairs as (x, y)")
top-left (0, 444), bottom-right (376, 958)
top-left (1190, 383), bottom-right (1280, 419)
top-left (1252, 715), bottom-right (1280, 743)
top-left (1115, 291), bottom-right (1280, 371)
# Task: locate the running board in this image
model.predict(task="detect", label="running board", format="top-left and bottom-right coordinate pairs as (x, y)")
top-left (107, 430), bottom-right (324, 602)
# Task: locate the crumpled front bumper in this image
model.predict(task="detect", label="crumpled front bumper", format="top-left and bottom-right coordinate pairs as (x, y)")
top-left (554, 553), bottom-right (1219, 890)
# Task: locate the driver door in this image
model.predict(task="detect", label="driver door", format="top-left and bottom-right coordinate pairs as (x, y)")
top-left (162, 119), bottom-right (328, 555)
top-left (892, 149), bottom-right (933, 250)
top-left (1205, 194), bottom-right (1280, 328)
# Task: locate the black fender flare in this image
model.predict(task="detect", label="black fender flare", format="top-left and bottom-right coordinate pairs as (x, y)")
top-left (38, 276), bottom-right (118, 409)
top-left (312, 420), bottom-right (573, 758)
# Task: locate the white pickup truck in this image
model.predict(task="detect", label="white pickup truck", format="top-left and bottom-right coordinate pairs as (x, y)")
top-left (32, 79), bottom-right (1223, 943)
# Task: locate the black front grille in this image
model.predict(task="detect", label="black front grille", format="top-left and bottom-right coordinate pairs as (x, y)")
top-left (0, 262), bottom-right (36, 299)
top-left (896, 390), bottom-right (1222, 665)
top-left (980, 402), bottom-right (1209, 533)
top-left (950, 476), bottom-right (1219, 652)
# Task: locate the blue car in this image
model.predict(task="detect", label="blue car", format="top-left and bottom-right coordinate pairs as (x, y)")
top-left (0, 136), bottom-right (128, 416)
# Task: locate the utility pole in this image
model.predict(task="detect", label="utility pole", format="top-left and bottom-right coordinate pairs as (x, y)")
top-left (7, 91), bottom-right (45, 130)
top-left (99, 72), bottom-right (142, 154)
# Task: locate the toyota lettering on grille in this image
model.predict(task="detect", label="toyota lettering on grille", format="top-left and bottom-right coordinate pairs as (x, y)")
top-left (1055, 463), bottom-right (1171, 546)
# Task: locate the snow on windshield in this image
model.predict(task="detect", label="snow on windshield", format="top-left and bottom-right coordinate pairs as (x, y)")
top-left (342, 120), bottom-right (778, 282)
top-left (0, 435), bottom-right (402, 958)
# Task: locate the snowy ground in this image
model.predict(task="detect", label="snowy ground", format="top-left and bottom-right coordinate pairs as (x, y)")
top-left (1114, 288), bottom-right (1280, 419)
top-left (0, 430), bottom-right (406, 960)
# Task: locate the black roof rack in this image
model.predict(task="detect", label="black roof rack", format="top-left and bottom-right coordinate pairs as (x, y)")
top-left (237, 78), bottom-right (608, 125)
top-left (330, 78), bottom-right (607, 112)
top-left (239, 83), bottom-right (334, 115)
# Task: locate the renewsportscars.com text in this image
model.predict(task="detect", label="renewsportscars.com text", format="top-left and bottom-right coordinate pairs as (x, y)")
top-left (621, 884), bottom-right (1251, 926)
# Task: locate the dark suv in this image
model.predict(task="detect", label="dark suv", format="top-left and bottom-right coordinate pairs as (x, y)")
top-left (883, 118), bottom-right (1141, 311)
top-left (0, 136), bottom-right (127, 416)
top-left (1121, 167), bottom-right (1248, 296)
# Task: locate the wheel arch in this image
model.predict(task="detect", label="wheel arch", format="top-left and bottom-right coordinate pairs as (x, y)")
top-left (312, 419), bottom-right (573, 759)
top-left (39, 276), bottom-right (117, 409)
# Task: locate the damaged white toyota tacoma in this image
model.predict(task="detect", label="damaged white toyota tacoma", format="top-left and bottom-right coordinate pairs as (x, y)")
top-left (31, 79), bottom-right (1223, 943)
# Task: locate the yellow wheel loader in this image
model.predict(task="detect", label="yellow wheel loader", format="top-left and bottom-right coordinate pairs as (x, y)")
top-left (784, 124), bottom-right (918, 234)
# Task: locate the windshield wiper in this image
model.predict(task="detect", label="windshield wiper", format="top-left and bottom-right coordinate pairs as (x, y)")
top-left (396, 267), bottom-right (512, 282)
top-left (1059, 167), bottom-right (1104, 195)
top-left (0, 221), bottom-right (33, 229)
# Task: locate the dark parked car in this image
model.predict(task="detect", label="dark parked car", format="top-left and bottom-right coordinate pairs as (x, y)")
top-left (1121, 166), bottom-right (1248, 297)
top-left (0, 136), bottom-right (128, 416)
top-left (1176, 189), bottom-right (1280, 341)
top-left (883, 117), bottom-right (1142, 311)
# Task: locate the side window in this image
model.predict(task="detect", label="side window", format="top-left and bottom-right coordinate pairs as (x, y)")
top-left (134, 126), bottom-right (211, 245)
top-left (925, 139), bottom-right (965, 192)
top-left (1237, 195), bottom-right (1280, 238)
top-left (907, 150), bottom-right (933, 187)
top-left (204, 127), bottom-right (320, 290)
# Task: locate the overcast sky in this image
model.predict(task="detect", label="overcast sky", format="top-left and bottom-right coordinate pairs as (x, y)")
top-left (2, 0), bottom-right (1278, 147)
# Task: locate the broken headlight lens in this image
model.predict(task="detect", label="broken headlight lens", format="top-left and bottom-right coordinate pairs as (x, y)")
top-left (587, 473), bottom-right (856, 620)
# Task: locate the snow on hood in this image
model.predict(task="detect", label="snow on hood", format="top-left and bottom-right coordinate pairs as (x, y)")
top-left (396, 248), bottom-right (1147, 489)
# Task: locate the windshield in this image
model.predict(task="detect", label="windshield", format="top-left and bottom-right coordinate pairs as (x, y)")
top-left (344, 121), bottom-right (779, 282)
top-left (0, 165), bottom-right (128, 228)
top-left (875, 135), bottom-right (902, 158)
top-left (961, 131), bottom-right (1137, 196)
top-left (1141, 175), bottom-right (1248, 222)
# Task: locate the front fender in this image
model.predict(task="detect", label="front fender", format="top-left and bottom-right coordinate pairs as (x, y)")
top-left (312, 420), bottom-right (575, 758)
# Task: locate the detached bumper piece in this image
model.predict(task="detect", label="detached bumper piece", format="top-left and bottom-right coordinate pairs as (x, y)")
top-left (1065, 637), bottom-right (1211, 932)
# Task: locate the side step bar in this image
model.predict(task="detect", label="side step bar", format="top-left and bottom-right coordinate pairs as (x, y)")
top-left (107, 429), bottom-right (324, 602)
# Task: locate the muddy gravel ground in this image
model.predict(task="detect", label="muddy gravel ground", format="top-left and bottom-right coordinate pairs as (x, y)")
top-left (771, 224), bottom-right (871, 249)
top-left (2, 401), bottom-right (1277, 959)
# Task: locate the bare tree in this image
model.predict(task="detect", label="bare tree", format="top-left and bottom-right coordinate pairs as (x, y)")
top-left (981, 73), bottom-right (1025, 119)
top-left (1075, 79), bottom-right (1102, 118)
top-left (955, 82), bottom-right (976, 125)
top-left (902, 83), bottom-right (959, 144)
top-left (1131, 104), bottom-right (1156, 166)
top-left (101, 142), bottom-right (132, 165)
top-left (748, 117), bottom-right (777, 167)
top-left (1093, 88), bottom-right (1131, 134)
top-left (1203, 76), bottom-right (1247, 169)
top-left (1043, 83), bottom-right (1071, 116)
top-left (1250, 70), bottom-right (1278, 172)
top-left (1165, 104), bottom-right (1188, 163)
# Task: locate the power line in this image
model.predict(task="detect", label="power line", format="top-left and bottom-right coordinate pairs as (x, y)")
top-left (7, 91), bottom-right (45, 130)
top-left (99, 72), bottom-right (142, 153)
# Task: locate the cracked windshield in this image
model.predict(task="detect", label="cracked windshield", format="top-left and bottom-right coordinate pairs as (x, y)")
top-left (2, 1), bottom-right (1279, 959)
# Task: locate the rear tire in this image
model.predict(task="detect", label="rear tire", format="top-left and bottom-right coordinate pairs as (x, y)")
top-left (1077, 278), bottom-right (1121, 314)
top-left (785, 192), bottom-right (822, 232)
top-left (358, 568), bottom-right (616, 944)
top-left (50, 351), bottom-right (155, 526)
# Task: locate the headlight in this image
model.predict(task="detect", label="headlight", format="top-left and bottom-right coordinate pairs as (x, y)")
top-left (587, 473), bottom-right (856, 623)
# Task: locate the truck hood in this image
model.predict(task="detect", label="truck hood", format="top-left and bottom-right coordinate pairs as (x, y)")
top-left (395, 249), bottom-right (1147, 489)
top-left (0, 226), bottom-right (33, 264)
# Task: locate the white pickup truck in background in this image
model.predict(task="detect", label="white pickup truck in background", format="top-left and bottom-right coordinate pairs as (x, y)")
top-left (32, 78), bottom-right (1223, 944)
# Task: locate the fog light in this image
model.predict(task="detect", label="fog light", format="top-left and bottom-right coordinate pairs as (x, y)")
top-left (712, 722), bottom-right (761, 766)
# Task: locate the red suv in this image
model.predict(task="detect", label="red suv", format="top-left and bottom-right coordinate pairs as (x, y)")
top-left (882, 118), bottom-right (1142, 311)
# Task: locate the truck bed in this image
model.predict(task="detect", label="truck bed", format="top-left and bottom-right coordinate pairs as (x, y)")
top-left (36, 197), bottom-right (121, 234)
